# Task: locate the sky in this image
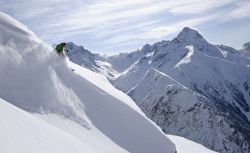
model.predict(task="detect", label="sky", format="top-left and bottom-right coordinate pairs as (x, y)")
top-left (1, 0), bottom-right (250, 54)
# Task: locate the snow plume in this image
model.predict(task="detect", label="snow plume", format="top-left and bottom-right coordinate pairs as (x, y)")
top-left (0, 12), bottom-right (91, 128)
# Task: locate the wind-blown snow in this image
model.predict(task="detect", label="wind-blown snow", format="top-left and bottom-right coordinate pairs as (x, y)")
top-left (0, 12), bottom-right (91, 128)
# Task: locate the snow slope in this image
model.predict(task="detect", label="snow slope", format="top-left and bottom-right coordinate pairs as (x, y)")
top-left (58, 59), bottom-right (177, 153)
top-left (168, 135), bottom-right (216, 153)
top-left (35, 110), bottom-right (216, 153)
top-left (0, 98), bottom-right (98, 153)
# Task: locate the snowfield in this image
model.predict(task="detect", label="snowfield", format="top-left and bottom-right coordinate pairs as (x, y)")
top-left (0, 98), bottom-right (98, 153)
top-left (0, 11), bottom-right (217, 153)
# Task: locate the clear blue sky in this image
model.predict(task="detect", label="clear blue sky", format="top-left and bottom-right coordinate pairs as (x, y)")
top-left (1, 0), bottom-right (250, 54)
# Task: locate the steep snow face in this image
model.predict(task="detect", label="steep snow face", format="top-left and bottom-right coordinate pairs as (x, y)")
top-left (0, 12), bottom-right (180, 153)
top-left (0, 98), bottom-right (98, 153)
top-left (35, 113), bottom-right (216, 153)
top-left (113, 27), bottom-right (250, 153)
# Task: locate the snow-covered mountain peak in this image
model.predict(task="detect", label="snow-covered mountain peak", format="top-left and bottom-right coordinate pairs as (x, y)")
top-left (177, 27), bottom-right (202, 39)
top-left (147, 27), bottom-right (223, 62)
top-left (169, 27), bottom-right (225, 58)
top-left (112, 26), bottom-right (250, 153)
top-left (175, 27), bottom-right (207, 45)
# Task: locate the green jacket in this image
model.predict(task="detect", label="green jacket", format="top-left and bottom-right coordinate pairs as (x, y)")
top-left (56, 43), bottom-right (66, 54)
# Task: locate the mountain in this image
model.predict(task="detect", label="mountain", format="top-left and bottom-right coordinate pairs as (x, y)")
top-left (106, 43), bottom-right (157, 72)
top-left (64, 42), bottom-right (116, 77)
top-left (127, 68), bottom-right (250, 153)
top-left (0, 12), bottom-right (217, 153)
top-left (112, 27), bottom-right (250, 153)
top-left (64, 42), bottom-right (160, 76)
top-left (216, 44), bottom-right (250, 65)
top-left (65, 26), bottom-right (250, 153)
